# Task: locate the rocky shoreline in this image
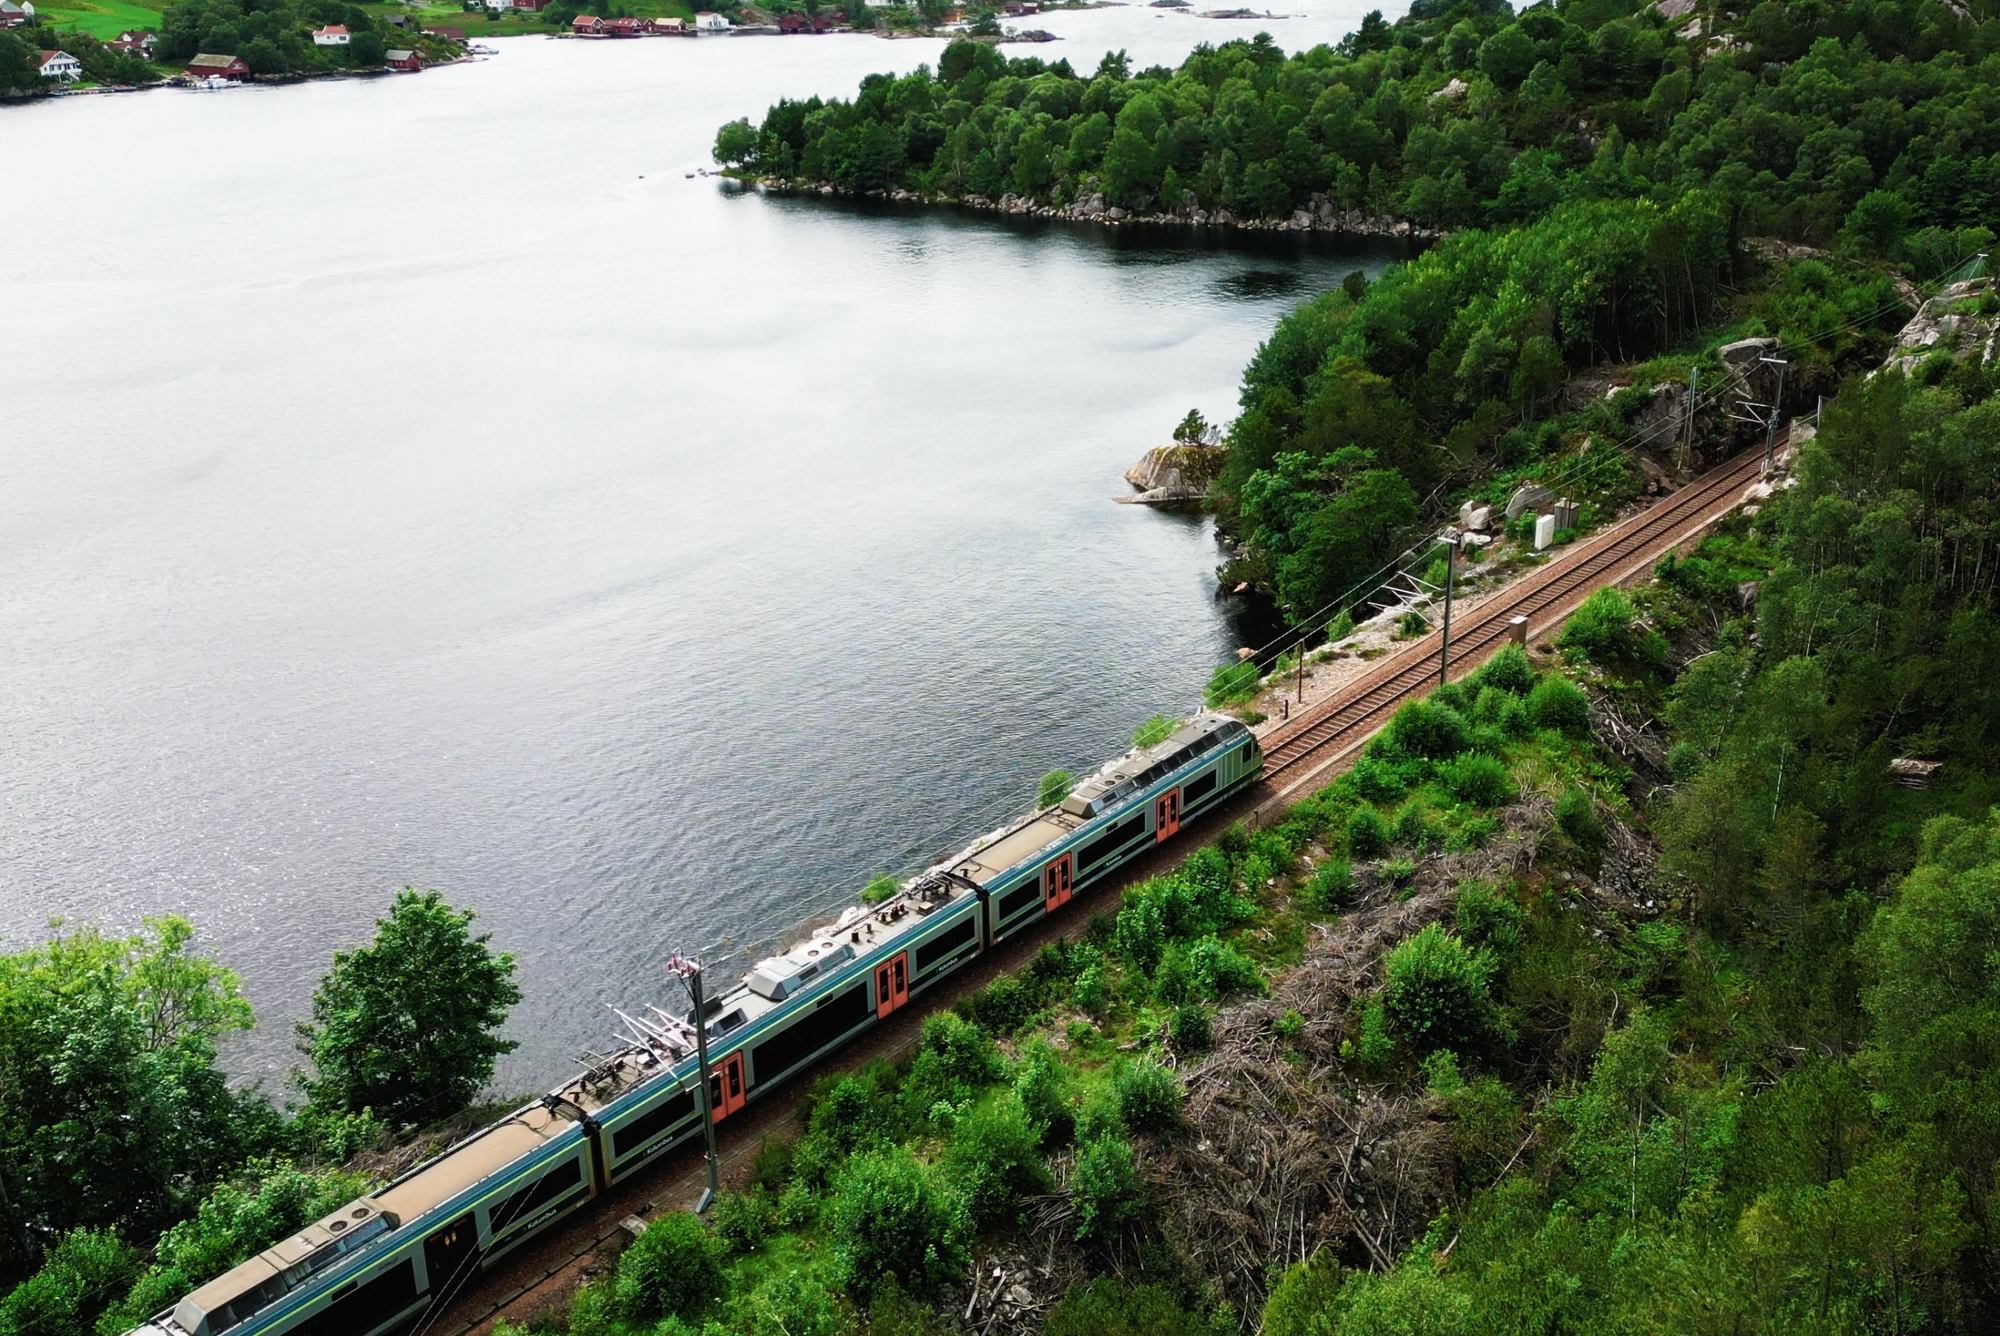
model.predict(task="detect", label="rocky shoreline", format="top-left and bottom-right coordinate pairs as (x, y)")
top-left (749, 176), bottom-right (1440, 238)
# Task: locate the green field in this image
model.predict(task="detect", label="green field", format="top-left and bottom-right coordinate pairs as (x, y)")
top-left (35, 0), bottom-right (160, 38)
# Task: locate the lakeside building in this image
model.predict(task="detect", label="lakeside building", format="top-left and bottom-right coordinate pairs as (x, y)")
top-left (385, 47), bottom-right (420, 69)
top-left (694, 10), bottom-right (731, 30)
top-left (0, 2), bottom-right (35, 28)
top-left (37, 48), bottom-right (81, 80)
top-left (107, 28), bottom-right (153, 53)
top-left (185, 52), bottom-right (249, 78)
top-left (655, 15), bottom-right (688, 31)
top-left (571, 13), bottom-right (603, 32)
top-left (311, 23), bottom-right (348, 44)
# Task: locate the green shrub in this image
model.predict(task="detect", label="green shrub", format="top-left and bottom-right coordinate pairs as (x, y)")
top-left (1355, 999), bottom-right (1394, 1064)
top-left (1557, 587), bottom-right (1639, 665)
top-left (750, 1132), bottom-right (797, 1191)
top-left (1075, 1089), bottom-right (1123, 1143)
top-left (829, 1146), bottom-right (970, 1299)
top-left (1554, 788), bottom-right (1606, 852)
top-left (1013, 1042), bottom-right (1077, 1144)
top-left (1469, 644), bottom-right (1537, 696)
top-left (1073, 961), bottom-right (1110, 1014)
top-left (0, 1230), bottom-right (137, 1336)
top-left (796, 1075), bottom-right (885, 1185)
top-left (1114, 850), bottom-right (1253, 973)
top-left (1525, 675), bottom-right (1591, 736)
top-left (1301, 857), bottom-right (1354, 913)
top-left (1384, 698), bottom-right (1470, 759)
top-left (1152, 942), bottom-right (1195, 1006)
top-left (943, 1094), bottom-right (1053, 1226)
top-left (862, 873), bottom-right (901, 905)
top-left (957, 975), bottom-right (1041, 1036)
top-left (1187, 936), bottom-right (1262, 998)
top-left (745, 1270), bottom-right (849, 1336)
top-left (710, 1188), bottom-right (774, 1253)
top-left (1348, 754), bottom-right (1415, 801)
top-left (903, 1013), bottom-right (1002, 1112)
top-left (1442, 753), bottom-right (1513, 807)
top-left (1274, 1007), bottom-right (1304, 1038)
top-left (614, 1212), bottom-right (725, 1324)
top-left (1170, 1004), bottom-right (1212, 1053)
top-left (1113, 1060), bottom-right (1183, 1133)
top-left (1453, 882), bottom-right (1525, 951)
top-left (1070, 1135), bottom-right (1143, 1240)
top-left (1260, 1253), bottom-right (1348, 1336)
top-left (1382, 924), bottom-right (1495, 1053)
top-left (1392, 799), bottom-right (1435, 848)
top-left (1044, 1278), bottom-right (1229, 1336)
top-left (1037, 769), bottom-right (1076, 809)
top-left (1204, 660), bottom-right (1260, 708)
top-left (1133, 714), bottom-right (1178, 748)
top-left (1347, 806), bottom-right (1391, 858)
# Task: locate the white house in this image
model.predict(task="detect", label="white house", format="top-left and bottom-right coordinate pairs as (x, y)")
top-left (37, 48), bottom-right (82, 81)
top-left (311, 23), bottom-right (349, 44)
top-left (694, 10), bottom-right (731, 30)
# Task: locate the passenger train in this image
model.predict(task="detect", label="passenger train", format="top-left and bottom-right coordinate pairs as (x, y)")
top-left (128, 715), bottom-right (1263, 1336)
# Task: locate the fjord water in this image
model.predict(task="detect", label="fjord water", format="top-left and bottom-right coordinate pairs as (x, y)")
top-left (0, 3), bottom-right (1400, 1091)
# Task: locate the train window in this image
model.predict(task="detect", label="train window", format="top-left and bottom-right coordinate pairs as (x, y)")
top-left (488, 1157), bottom-right (585, 1237)
top-left (913, 917), bottom-right (976, 973)
top-left (612, 1089), bottom-right (697, 1159)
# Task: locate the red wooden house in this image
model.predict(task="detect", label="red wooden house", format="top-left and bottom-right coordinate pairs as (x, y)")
top-left (185, 52), bottom-right (250, 78)
top-left (571, 13), bottom-right (604, 32)
top-left (385, 47), bottom-right (421, 69)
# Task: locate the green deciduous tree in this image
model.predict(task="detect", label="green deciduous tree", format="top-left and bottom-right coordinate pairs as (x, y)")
top-left (295, 889), bottom-right (520, 1128)
top-left (0, 919), bottom-right (268, 1287)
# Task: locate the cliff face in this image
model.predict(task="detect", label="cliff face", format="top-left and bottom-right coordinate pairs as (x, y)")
top-left (1124, 442), bottom-right (1226, 504)
top-left (1881, 276), bottom-right (1998, 377)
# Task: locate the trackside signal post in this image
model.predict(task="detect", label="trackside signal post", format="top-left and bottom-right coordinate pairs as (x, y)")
top-left (669, 953), bottom-right (720, 1213)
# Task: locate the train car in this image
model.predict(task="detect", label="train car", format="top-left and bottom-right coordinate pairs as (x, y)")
top-left (125, 714), bottom-right (1260, 1336)
top-left (955, 715), bottom-right (1261, 944)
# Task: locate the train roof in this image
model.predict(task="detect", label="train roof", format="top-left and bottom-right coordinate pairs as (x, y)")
top-left (374, 1102), bottom-right (573, 1220)
top-left (950, 715), bottom-right (1252, 885)
top-left (172, 1197), bottom-right (395, 1336)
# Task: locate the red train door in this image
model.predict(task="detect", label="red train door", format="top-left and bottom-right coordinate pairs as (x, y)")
top-left (875, 951), bottom-right (910, 1019)
top-left (1155, 788), bottom-right (1181, 842)
top-left (1042, 853), bottom-right (1072, 912)
top-left (710, 1052), bottom-right (745, 1122)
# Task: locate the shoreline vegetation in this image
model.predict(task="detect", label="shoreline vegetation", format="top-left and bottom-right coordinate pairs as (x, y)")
top-left (0, 0), bottom-right (1107, 101)
top-left (742, 172), bottom-right (1440, 235)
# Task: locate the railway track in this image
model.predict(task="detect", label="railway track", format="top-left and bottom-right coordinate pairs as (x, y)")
top-left (435, 447), bottom-right (1766, 1335)
top-left (1252, 447), bottom-right (1767, 809)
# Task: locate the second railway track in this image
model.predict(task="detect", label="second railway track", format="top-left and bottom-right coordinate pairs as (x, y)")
top-left (1253, 448), bottom-right (1766, 806)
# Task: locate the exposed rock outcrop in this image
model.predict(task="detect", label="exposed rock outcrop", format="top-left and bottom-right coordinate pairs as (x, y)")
top-left (1880, 277), bottom-right (1998, 378)
top-left (1123, 442), bottom-right (1226, 504)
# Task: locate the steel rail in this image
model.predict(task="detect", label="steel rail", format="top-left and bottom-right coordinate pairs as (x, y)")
top-left (1252, 448), bottom-right (1766, 807)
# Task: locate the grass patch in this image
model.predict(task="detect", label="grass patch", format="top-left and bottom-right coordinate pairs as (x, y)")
top-left (35, 0), bottom-right (160, 38)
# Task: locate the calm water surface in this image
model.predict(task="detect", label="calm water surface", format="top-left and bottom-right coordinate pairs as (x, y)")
top-left (0, 3), bottom-right (1404, 1092)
